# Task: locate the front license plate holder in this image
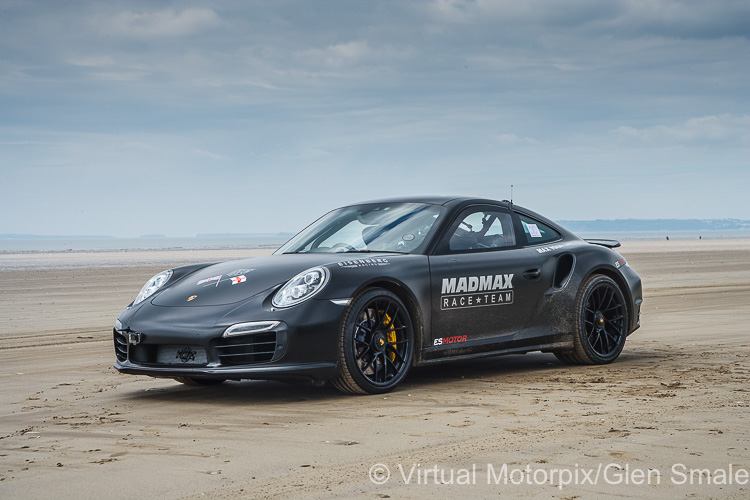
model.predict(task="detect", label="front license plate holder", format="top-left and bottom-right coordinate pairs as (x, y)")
top-left (157, 345), bottom-right (208, 365)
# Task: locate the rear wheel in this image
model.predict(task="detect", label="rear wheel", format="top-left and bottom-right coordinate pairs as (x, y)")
top-left (555, 274), bottom-right (628, 365)
top-left (332, 289), bottom-right (414, 395)
top-left (173, 377), bottom-right (226, 386)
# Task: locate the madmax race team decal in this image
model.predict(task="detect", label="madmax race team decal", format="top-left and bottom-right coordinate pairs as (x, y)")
top-left (441, 273), bottom-right (514, 310)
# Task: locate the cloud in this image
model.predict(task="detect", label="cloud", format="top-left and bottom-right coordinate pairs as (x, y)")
top-left (603, 0), bottom-right (750, 40)
top-left (497, 133), bottom-right (539, 146)
top-left (299, 40), bottom-right (371, 68)
top-left (424, 0), bottom-right (750, 40)
top-left (0, 0), bottom-right (748, 234)
top-left (99, 8), bottom-right (222, 38)
top-left (611, 114), bottom-right (750, 145)
top-left (66, 55), bottom-right (115, 68)
top-left (297, 40), bottom-right (417, 73)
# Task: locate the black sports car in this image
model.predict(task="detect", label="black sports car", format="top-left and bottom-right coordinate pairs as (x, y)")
top-left (114, 197), bottom-right (642, 394)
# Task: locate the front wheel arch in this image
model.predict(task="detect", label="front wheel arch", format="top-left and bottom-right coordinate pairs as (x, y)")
top-left (332, 288), bottom-right (415, 395)
top-left (355, 280), bottom-right (425, 362)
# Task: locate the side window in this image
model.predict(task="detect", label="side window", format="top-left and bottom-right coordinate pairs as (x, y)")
top-left (447, 209), bottom-right (516, 252)
top-left (518, 214), bottom-right (560, 245)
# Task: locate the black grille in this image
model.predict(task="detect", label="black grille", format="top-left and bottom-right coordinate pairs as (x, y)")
top-left (113, 330), bottom-right (127, 362)
top-left (216, 332), bottom-right (277, 365)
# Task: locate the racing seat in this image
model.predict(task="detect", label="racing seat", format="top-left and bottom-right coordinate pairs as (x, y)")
top-left (449, 230), bottom-right (479, 251)
top-left (482, 234), bottom-right (506, 248)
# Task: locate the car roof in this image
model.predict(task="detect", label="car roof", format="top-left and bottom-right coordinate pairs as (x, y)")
top-left (349, 196), bottom-right (511, 208)
top-left (342, 196), bottom-right (561, 231)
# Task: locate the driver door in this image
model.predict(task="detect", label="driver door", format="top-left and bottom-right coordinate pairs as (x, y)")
top-left (427, 205), bottom-right (546, 353)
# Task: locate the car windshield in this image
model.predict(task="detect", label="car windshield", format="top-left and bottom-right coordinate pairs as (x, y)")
top-left (275, 203), bottom-right (444, 254)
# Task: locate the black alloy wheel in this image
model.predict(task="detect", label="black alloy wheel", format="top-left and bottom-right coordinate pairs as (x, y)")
top-left (333, 288), bottom-right (414, 394)
top-left (555, 274), bottom-right (628, 365)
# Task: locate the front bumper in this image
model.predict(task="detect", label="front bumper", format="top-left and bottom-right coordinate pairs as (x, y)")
top-left (113, 296), bottom-right (345, 381)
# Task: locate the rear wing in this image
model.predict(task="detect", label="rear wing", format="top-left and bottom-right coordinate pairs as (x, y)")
top-left (585, 239), bottom-right (621, 249)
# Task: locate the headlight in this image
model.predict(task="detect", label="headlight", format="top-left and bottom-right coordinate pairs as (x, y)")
top-left (133, 269), bottom-right (173, 305)
top-left (272, 267), bottom-right (329, 308)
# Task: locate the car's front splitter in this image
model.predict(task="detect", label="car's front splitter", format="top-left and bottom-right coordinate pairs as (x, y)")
top-left (114, 359), bottom-right (339, 382)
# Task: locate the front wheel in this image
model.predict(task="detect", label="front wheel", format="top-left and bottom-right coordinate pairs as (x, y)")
top-left (332, 289), bottom-right (414, 395)
top-left (555, 274), bottom-right (629, 365)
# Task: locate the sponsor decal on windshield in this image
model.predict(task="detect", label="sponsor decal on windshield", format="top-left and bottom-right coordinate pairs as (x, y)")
top-left (338, 258), bottom-right (390, 269)
top-left (441, 274), bottom-right (514, 310)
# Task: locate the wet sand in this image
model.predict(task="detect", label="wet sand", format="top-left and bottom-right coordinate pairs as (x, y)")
top-left (0, 240), bottom-right (748, 498)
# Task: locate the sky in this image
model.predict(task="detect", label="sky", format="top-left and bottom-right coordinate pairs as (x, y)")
top-left (1, 0), bottom-right (748, 237)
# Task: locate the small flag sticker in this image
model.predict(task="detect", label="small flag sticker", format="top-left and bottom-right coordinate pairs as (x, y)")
top-left (230, 275), bottom-right (247, 285)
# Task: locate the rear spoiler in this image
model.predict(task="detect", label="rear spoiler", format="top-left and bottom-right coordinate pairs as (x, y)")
top-left (585, 239), bottom-right (621, 249)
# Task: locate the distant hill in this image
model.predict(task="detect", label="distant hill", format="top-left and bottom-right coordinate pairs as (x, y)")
top-left (0, 234), bottom-right (114, 239)
top-left (557, 219), bottom-right (750, 232)
top-left (195, 233), bottom-right (294, 238)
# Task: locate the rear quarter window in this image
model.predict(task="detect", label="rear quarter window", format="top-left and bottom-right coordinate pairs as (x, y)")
top-left (518, 214), bottom-right (560, 245)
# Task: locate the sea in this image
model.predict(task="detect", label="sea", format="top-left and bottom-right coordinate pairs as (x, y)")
top-left (1, 230), bottom-right (747, 254)
top-left (0, 235), bottom-right (290, 254)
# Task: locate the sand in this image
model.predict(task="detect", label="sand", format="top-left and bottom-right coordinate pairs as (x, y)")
top-left (0, 240), bottom-right (748, 498)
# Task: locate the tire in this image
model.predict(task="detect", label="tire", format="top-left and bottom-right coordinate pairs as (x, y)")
top-left (173, 377), bottom-right (226, 386)
top-left (555, 274), bottom-right (629, 365)
top-left (332, 288), bottom-right (414, 395)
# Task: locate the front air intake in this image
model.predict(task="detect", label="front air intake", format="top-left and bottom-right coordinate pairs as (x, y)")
top-left (113, 329), bottom-right (128, 362)
top-left (216, 332), bottom-right (277, 365)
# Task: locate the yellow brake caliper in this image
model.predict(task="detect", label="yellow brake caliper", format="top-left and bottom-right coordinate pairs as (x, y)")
top-left (383, 312), bottom-right (396, 362)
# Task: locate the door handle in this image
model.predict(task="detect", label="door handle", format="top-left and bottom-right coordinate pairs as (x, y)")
top-left (523, 268), bottom-right (541, 280)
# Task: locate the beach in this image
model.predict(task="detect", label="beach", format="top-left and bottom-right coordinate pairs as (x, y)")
top-left (0, 240), bottom-right (748, 498)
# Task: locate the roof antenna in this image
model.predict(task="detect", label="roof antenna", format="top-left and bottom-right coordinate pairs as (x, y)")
top-left (510, 184), bottom-right (513, 207)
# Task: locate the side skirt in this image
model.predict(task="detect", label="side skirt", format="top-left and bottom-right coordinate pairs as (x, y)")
top-left (414, 341), bottom-right (573, 367)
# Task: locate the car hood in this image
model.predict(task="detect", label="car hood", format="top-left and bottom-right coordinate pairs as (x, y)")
top-left (150, 252), bottom-right (395, 307)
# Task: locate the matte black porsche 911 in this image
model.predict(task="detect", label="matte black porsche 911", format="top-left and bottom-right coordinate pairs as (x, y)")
top-left (114, 197), bottom-right (642, 394)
